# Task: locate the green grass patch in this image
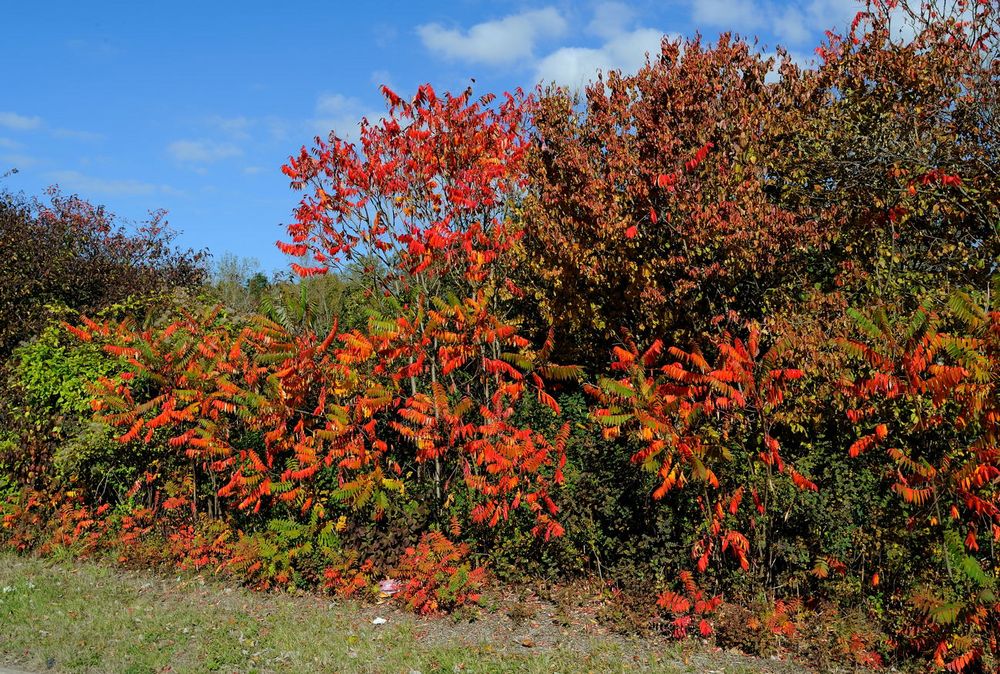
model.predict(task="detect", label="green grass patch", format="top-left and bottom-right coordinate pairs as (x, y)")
top-left (0, 554), bottom-right (747, 674)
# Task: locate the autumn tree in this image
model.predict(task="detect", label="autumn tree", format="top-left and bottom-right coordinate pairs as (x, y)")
top-left (771, 0), bottom-right (999, 314)
top-left (520, 36), bottom-right (824, 362)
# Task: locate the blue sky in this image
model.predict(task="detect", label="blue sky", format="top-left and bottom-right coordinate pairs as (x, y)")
top-left (3, 0), bottom-right (860, 274)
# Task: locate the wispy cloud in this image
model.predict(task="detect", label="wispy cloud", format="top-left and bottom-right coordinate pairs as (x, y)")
top-left (1, 153), bottom-right (40, 169)
top-left (312, 93), bottom-right (378, 139)
top-left (0, 111), bottom-right (43, 131)
top-left (373, 22), bottom-right (399, 50)
top-left (52, 128), bottom-right (105, 142)
top-left (0, 138), bottom-right (21, 150)
top-left (47, 170), bottom-right (179, 197)
top-left (370, 69), bottom-right (395, 90)
top-left (66, 37), bottom-right (120, 58)
top-left (0, 112), bottom-right (103, 144)
top-left (418, 8), bottom-right (567, 66)
top-left (167, 139), bottom-right (242, 163)
top-left (205, 115), bottom-right (254, 140)
top-left (201, 114), bottom-right (291, 144)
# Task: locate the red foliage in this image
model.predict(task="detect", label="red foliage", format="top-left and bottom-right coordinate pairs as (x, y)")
top-left (280, 84), bottom-right (531, 285)
top-left (68, 85), bottom-right (580, 563)
top-left (657, 570), bottom-right (722, 639)
top-left (393, 531), bottom-right (486, 615)
top-left (591, 320), bottom-right (811, 577)
top-left (839, 301), bottom-right (1000, 671)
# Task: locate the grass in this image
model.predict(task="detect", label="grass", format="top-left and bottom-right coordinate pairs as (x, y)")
top-left (0, 553), bottom-right (777, 674)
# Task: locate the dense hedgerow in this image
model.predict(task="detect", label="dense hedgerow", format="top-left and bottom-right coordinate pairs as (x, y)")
top-left (2, 1), bottom-right (999, 671)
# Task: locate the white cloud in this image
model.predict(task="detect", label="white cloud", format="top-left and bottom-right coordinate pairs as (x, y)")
top-left (772, 6), bottom-right (812, 44)
top-left (312, 93), bottom-right (378, 139)
top-left (0, 112), bottom-right (42, 131)
top-left (0, 138), bottom-right (20, 149)
top-left (779, 0), bottom-right (860, 44)
top-left (587, 2), bottom-right (637, 39)
top-left (809, 0), bottom-right (870, 30)
top-left (167, 139), bottom-right (242, 163)
top-left (535, 28), bottom-right (665, 87)
top-left (689, 0), bottom-right (860, 46)
top-left (692, 0), bottom-right (762, 31)
top-left (47, 170), bottom-right (176, 197)
top-left (528, 3), bottom-right (672, 88)
top-left (418, 8), bottom-right (567, 65)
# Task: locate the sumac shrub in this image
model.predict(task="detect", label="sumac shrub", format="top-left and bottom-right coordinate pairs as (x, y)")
top-left (394, 531), bottom-right (486, 615)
